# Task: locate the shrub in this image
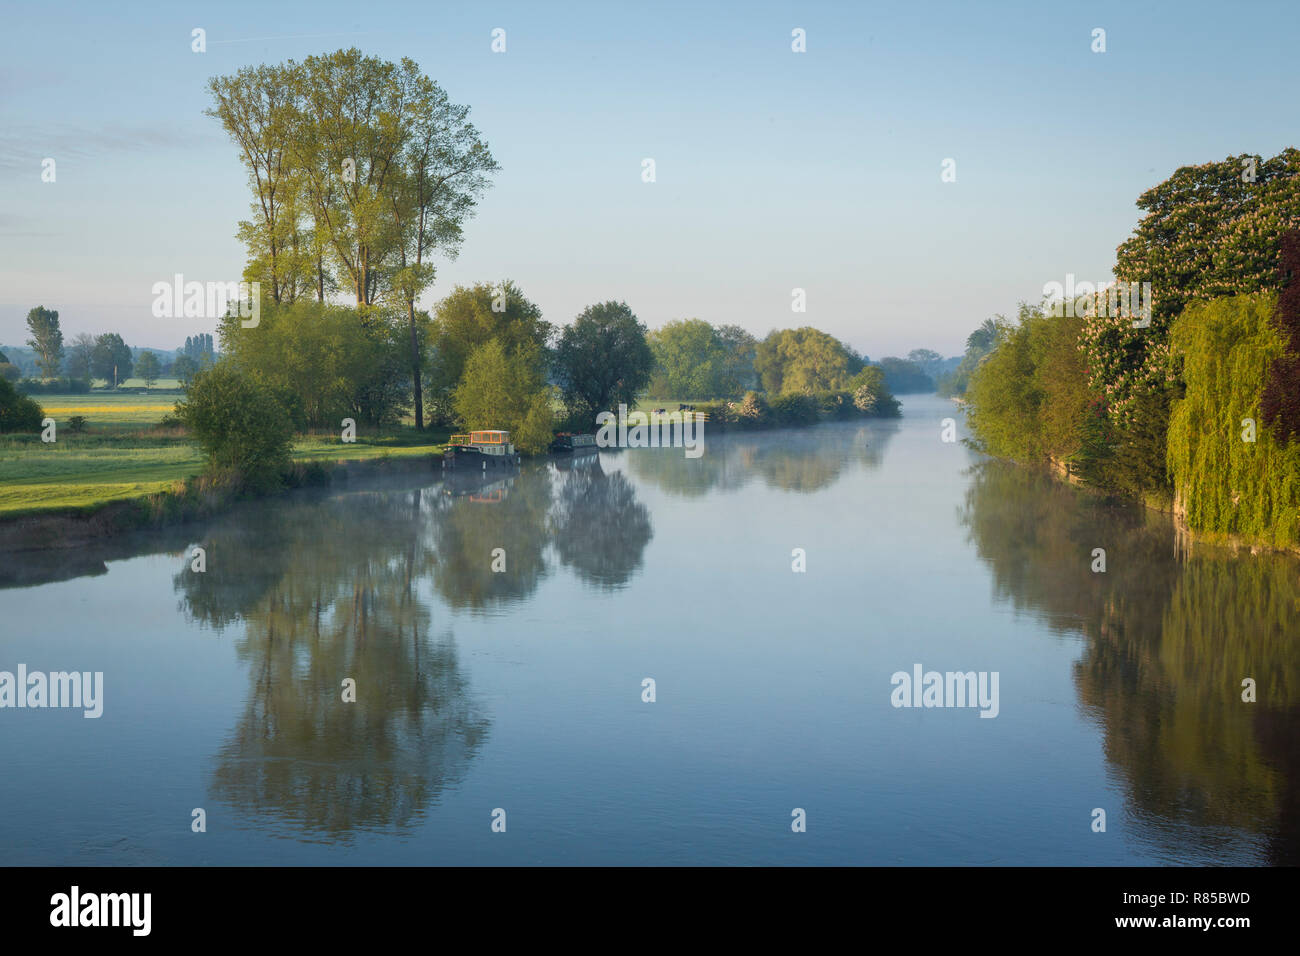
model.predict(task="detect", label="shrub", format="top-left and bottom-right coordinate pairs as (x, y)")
top-left (848, 365), bottom-right (899, 416)
top-left (16, 376), bottom-right (89, 395)
top-left (693, 400), bottom-right (732, 425)
top-left (768, 392), bottom-right (820, 426)
top-left (853, 383), bottom-right (878, 413)
top-left (285, 460), bottom-right (332, 488)
top-left (0, 376), bottom-right (43, 432)
top-left (175, 363), bottom-right (295, 492)
top-left (67, 415), bottom-right (88, 433)
top-left (735, 390), bottom-right (770, 426)
top-left (813, 390), bottom-right (856, 420)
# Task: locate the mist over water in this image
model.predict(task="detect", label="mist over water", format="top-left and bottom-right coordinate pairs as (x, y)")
top-left (2, 394), bottom-right (1296, 864)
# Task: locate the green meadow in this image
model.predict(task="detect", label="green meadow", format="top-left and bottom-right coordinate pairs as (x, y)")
top-left (0, 391), bottom-right (448, 517)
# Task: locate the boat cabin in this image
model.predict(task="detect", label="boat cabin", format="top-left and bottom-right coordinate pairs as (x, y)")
top-left (449, 430), bottom-right (515, 456)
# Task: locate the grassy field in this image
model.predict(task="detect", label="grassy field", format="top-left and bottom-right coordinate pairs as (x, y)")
top-left (1, 392), bottom-right (448, 517)
top-left (37, 391), bottom-right (184, 428)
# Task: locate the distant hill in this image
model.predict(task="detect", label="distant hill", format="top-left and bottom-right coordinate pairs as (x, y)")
top-left (0, 345), bottom-right (39, 376)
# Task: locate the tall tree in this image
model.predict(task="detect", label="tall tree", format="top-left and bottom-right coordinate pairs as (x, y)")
top-left (207, 63), bottom-right (313, 304)
top-left (65, 332), bottom-right (96, 382)
top-left (753, 327), bottom-right (863, 395)
top-left (386, 63), bottom-right (498, 429)
top-left (716, 324), bottom-right (758, 397)
top-left (209, 51), bottom-right (500, 430)
top-left (556, 301), bottom-right (654, 418)
top-left (647, 319), bottom-right (725, 399)
top-left (428, 281), bottom-right (550, 422)
top-left (25, 306), bottom-right (63, 379)
top-left (91, 333), bottom-right (133, 386)
top-left (136, 351), bottom-right (161, 386)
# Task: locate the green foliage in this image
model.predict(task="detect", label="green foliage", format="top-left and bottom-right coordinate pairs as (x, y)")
top-left (207, 51), bottom-right (499, 312)
top-left (135, 351), bottom-right (161, 386)
top-left (715, 325), bottom-right (759, 396)
top-left (938, 318), bottom-right (998, 397)
top-left (1117, 149), bottom-right (1300, 325)
top-left (646, 319), bottom-right (721, 399)
top-left (966, 316), bottom-right (1040, 460)
top-left (91, 333), bottom-right (133, 386)
top-left (25, 306), bottom-right (64, 379)
top-left (1077, 150), bottom-right (1298, 459)
top-left (1167, 293), bottom-right (1300, 547)
top-left (219, 299), bottom-right (410, 428)
top-left (452, 338), bottom-right (551, 452)
top-left (0, 376), bottom-right (44, 433)
top-left (67, 415), bottom-right (88, 433)
top-left (175, 363), bottom-right (295, 491)
top-left (845, 366), bottom-right (897, 415)
top-left (173, 355), bottom-right (200, 384)
top-left (735, 390), bottom-right (770, 425)
top-left (556, 300), bottom-right (654, 418)
top-left (645, 319), bottom-right (756, 399)
top-left (965, 305), bottom-right (1095, 465)
top-left (768, 392), bottom-right (820, 426)
top-left (65, 333), bottom-right (95, 382)
top-left (513, 388), bottom-right (558, 455)
top-left (16, 377), bottom-right (90, 395)
top-left (1106, 386), bottom-right (1177, 500)
top-left (874, 356), bottom-right (934, 394)
top-left (753, 327), bottom-right (864, 395)
top-left (812, 389), bottom-right (855, 420)
top-left (428, 281), bottom-right (550, 421)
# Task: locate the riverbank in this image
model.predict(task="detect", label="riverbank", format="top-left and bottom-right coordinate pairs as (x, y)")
top-left (0, 450), bottom-right (449, 552)
top-left (977, 404), bottom-right (1300, 558)
top-left (0, 385), bottom-right (453, 519)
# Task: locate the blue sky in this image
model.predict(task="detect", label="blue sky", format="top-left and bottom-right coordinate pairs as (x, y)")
top-left (1, 0), bottom-right (1296, 357)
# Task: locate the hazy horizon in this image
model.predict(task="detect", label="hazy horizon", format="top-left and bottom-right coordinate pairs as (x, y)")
top-left (2, 0), bottom-right (1295, 355)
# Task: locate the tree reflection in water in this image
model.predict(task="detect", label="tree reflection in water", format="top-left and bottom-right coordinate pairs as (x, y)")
top-left (961, 460), bottom-right (1300, 863)
top-left (172, 457), bottom-right (658, 836)
top-left (628, 419), bottom-right (900, 497)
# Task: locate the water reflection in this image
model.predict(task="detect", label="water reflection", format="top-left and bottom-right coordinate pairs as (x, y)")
top-left (962, 461), bottom-right (1300, 863)
top-left (550, 458), bottom-right (653, 589)
top-left (628, 420), bottom-right (899, 497)
top-left (176, 486), bottom-right (487, 837)
top-left (165, 457), bottom-right (657, 836)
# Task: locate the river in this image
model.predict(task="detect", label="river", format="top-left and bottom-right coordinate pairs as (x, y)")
top-left (1, 394), bottom-right (1296, 864)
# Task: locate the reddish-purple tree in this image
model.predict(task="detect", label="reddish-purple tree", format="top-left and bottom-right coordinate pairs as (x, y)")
top-left (1261, 230), bottom-right (1300, 442)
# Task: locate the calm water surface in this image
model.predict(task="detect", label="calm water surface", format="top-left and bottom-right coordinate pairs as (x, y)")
top-left (2, 394), bottom-right (1297, 865)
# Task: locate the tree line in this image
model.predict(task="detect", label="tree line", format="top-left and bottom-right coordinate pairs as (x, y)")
top-left (5, 306), bottom-right (216, 390)
top-left (959, 148), bottom-right (1300, 546)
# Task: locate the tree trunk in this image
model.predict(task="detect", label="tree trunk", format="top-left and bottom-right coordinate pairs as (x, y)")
top-left (409, 299), bottom-right (423, 430)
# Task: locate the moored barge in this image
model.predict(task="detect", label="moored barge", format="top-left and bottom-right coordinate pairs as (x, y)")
top-left (444, 430), bottom-right (520, 468)
top-left (549, 432), bottom-right (598, 454)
